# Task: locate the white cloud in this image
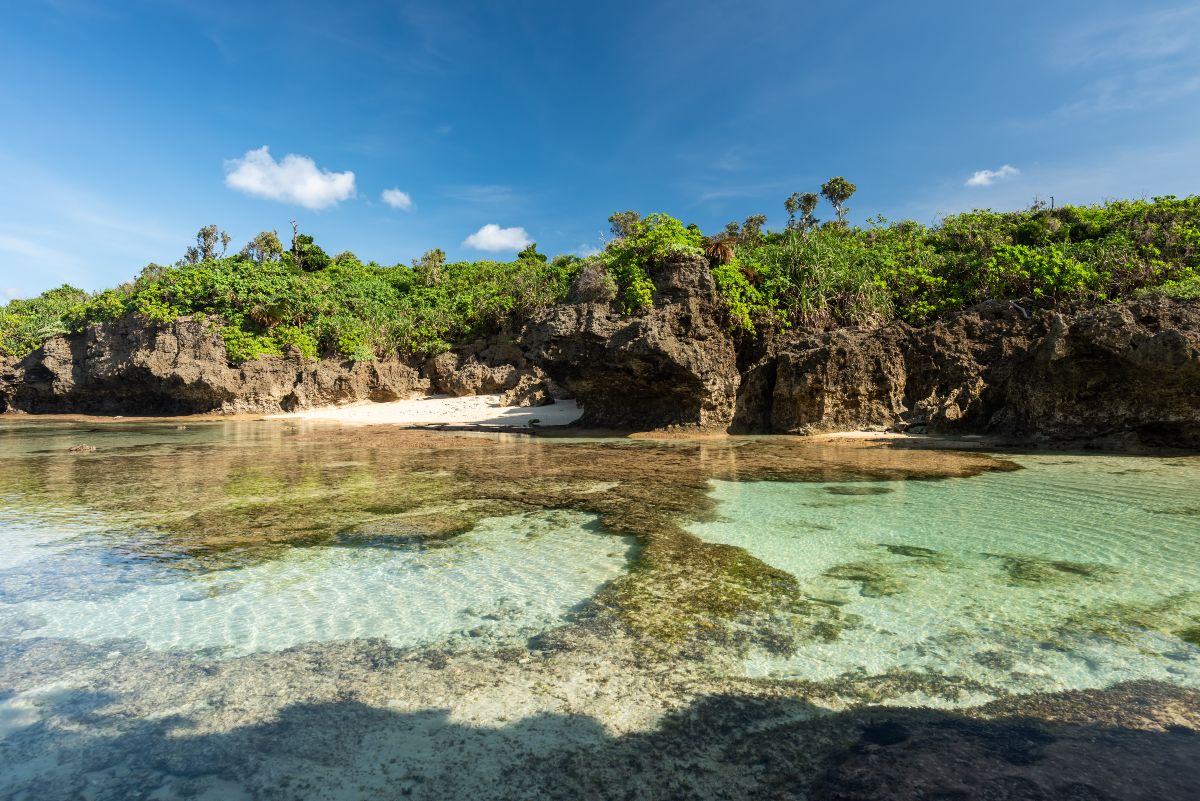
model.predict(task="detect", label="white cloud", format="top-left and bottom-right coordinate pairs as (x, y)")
top-left (2, 287), bottom-right (20, 301)
top-left (965, 164), bottom-right (1020, 187)
top-left (575, 243), bottom-right (601, 258)
top-left (381, 188), bottom-right (414, 211)
top-left (463, 224), bottom-right (532, 252)
top-left (224, 146), bottom-right (355, 210)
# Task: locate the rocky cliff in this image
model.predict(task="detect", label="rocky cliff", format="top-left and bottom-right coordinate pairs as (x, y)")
top-left (519, 252), bottom-right (741, 429)
top-left (739, 296), bottom-right (1200, 447)
top-left (0, 315), bottom-right (428, 415)
top-left (2, 262), bottom-right (1198, 446)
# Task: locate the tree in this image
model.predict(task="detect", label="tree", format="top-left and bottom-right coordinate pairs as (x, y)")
top-left (785, 193), bottom-right (820, 233)
top-left (820, 177), bottom-right (856, 225)
top-left (412, 248), bottom-right (446, 285)
top-left (291, 233), bottom-right (331, 272)
top-left (183, 224), bottom-right (231, 264)
top-left (723, 221), bottom-right (741, 240)
top-left (239, 230), bottom-right (285, 262)
top-left (798, 193), bottom-right (820, 231)
top-left (608, 210), bottom-right (641, 240)
top-left (785, 193), bottom-right (801, 229)
top-left (739, 214), bottom-right (767, 245)
top-left (516, 243), bottom-right (547, 263)
top-left (704, 238), bottom-right (735, 265)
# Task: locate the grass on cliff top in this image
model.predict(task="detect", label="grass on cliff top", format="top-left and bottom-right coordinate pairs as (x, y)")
top-left (2, 191), bottom-right (1198, 364)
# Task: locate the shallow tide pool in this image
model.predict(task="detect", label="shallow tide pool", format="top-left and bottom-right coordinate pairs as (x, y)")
top-left (0, 421), bottom-right (1197, 799)
top-left (688, 454), bottom-right (1200, 701)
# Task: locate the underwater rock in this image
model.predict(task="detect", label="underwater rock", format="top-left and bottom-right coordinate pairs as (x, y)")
top-left (824, 485), bottom-right (895, 496)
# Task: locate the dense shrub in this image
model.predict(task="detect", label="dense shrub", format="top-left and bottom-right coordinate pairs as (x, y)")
top-left (601, 213), bottom-right (704, 312)
top-left (568, 260), bottom-right (618, 304)
top-left (2, 195), bottom-right (1197, 362)
top-left (0, 285), bottom-right (88, 358)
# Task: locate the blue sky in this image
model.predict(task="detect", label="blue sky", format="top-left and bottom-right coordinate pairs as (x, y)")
top-left (3, 0), bottom-right (1200, 299)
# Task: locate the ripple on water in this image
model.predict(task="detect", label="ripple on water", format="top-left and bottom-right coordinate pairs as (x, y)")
top-left (6, 510), bottom-right (633, 656)
top-left (687, 454), bottom-right (1200, 701)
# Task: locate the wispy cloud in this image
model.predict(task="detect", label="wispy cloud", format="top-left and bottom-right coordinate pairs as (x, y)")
top-left (381, 188), bottom-right (414, 211)
top-left (574, 243), bottom-right (601, 258)
top-left (965, 164), bottom-right (1019, 187)
top-left (463, 224), bottom-right (531, 252)
top-left (2, 287), bottom-right (20, 302)
top-left (1049, 6), bottom-right (1200, 119)
top-left (224, 146), bottom-right (356, 210)
top-left (444, 185), bottom-right (518, 205)
top-left (696, 182), bottom-right (786, 203)
top-left (1056, 6), bottom-right (1200, 67)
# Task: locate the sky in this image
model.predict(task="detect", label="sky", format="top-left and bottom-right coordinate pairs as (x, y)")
top-left (2, 0), bottom-right (1200, 299)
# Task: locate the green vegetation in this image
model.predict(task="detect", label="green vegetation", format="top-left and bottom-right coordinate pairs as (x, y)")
top-left (2, 186), bottom-right (1198, 363)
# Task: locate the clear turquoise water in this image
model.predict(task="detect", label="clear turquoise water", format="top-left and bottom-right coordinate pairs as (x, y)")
top-left (1, 422), bottom-right (1199, 798)
top-left (2, 509), bottom-right (631, 655)
top-left (687, 454), bottom-right (1200, 700)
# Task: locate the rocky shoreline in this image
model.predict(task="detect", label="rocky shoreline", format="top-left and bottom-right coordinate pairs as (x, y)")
top-left (3, 253), bottom-right (1198, 447)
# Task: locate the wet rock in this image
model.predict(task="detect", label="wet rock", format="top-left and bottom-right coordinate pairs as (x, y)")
top-left (66, 444), bottom-right (97, 453)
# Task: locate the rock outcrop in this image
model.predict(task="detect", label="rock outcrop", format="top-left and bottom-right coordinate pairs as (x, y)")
top-left (745, 297), bottom-right (1200, 447)
top-left (520, 252), bottom-right (742, 429)
top-left (423, 337), bottom-right (564, 407)
top-left (2, 273), bottom-right (1197, 446)
top-left (0, 315), bottom-right (427, 415)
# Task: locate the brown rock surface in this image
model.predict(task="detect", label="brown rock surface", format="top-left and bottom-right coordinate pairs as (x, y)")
top-left (0, 314), bottom-right (427, 415)
top-left (753, 297), bottom-right (1200, 446)
top-left (520, 252), bottom-right (742, 429)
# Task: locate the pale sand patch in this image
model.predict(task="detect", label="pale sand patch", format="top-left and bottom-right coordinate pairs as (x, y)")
top-left (270, 394), bottom-right (583, 428)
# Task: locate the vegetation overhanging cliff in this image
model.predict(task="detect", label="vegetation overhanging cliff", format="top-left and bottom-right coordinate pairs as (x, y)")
top-left (2, 187), bottom-right (1199, 444)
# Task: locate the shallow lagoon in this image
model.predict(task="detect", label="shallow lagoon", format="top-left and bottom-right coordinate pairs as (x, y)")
top-left (689, 456), bottom-right (1200, 699)
top-left (0, 420), bottom-right (1197, 799)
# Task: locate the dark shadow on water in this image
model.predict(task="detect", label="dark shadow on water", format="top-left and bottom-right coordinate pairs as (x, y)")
top-left (2, 682), bottom-right (1198, 800)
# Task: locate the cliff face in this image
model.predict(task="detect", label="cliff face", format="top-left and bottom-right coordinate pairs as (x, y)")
top-left (520, 253), bottom-right (741, 429)
top-left (745, 297), bottom-right (1200, 447)
top-left (2, 271), bottom-right (1198, 446)
top-left (0, 315), bottom-right (427, 415)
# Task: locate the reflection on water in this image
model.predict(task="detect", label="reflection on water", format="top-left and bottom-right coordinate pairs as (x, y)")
top-left (0, 420), bottom-right (1198, 798)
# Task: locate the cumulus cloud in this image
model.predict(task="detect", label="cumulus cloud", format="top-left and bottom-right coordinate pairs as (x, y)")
top-left (2, 287), bottom-right (20, 301)
top-left (575, 243), bottom-right (601, 258)
top-left (463, 223), bottom-right (532, 252)
top-left (224, 146), bottom-right (355, 209)
top-left (381, 188), bottom-right (414, 210)
top-left (965, 164), bottom-right (1020, 187)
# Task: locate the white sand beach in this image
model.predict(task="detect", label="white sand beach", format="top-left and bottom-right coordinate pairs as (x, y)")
top-left (270, 394), bottom-right (583, 428)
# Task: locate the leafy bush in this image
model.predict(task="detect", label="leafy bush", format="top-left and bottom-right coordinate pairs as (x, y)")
top-left (1143, 273), bottom-right (1200, 300)
top-left (0, 285), bottom-right (88, 358)
top-left (2, 195), bottom-right (1197, 361)
top-left (601, 213), bottom-right (704, 312)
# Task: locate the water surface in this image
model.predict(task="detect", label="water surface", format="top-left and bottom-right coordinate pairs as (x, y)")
top-left (0, 420), bottom-right (1197, 799)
